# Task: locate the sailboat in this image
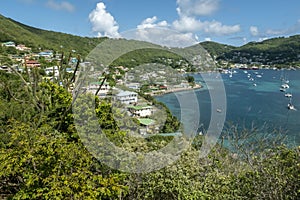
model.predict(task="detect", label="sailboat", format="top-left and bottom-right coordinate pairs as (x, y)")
top-left (280, 87), bottom-right (286, 92)
top-left (281, 83), bottom-right (290, 89)
top-left (280, 80), bottom-right (289, 92)
top-left (287, 98), bottom-right (296, 111)
top-left (285, 92), bottom-right (292, 98)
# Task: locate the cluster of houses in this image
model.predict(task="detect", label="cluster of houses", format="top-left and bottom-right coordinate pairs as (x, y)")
top-left (116, 90), bottom-right (156, 134)
top-left (2, 41), bottom-right (32, 51)
top-left (86, 80), bottom-right (157, 135)
top-left (1, 41), bottom-right (78, 77)
top-left (1, 41), bottom-right (192, 135)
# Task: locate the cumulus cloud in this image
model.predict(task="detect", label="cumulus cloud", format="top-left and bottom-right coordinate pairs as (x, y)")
top-left (137, 16), bottom-right (169, 29)
top-left (172, 0), bottom-right (240, 36)
top-left (122, 17), bottom-right (198, 47)
top-left (250, 26), bottom-right (259, 36)
top-left (124, 28), bottom-right (198, 48)
top-left (173, 16), bottom-right (240, 35)
top-left (176, 0), bottom-right (220, 17)
top-left (87, 0), bottom-right (240, 46)
top-left (89, 2), bottom-right (120, 38)
top-left (173, 16), bottom-right (203, 32)
top-left (202, 21), bottom-right (240, 35)
top-left (46, 0), bottom-right (75, 12)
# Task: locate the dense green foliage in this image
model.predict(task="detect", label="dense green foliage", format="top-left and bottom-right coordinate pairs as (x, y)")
top-left (199, 41), bottom-right (236, 57)
top-left (110, 48), bottom-right (184, 68)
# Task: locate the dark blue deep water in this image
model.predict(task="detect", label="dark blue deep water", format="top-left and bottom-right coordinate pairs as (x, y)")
top-left (156, 69), bottom-right (300, 147)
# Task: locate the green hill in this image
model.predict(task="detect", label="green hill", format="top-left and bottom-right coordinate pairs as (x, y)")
top-left (198, 41), bottom-right (236, 58)
top-left (201, 36), bottom-right (300, 66)
top-left (0, 14), bottom-right (106, 57)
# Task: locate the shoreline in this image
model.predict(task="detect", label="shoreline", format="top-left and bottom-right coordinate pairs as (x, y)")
top-left (147, 83), bottom-right (202, 96)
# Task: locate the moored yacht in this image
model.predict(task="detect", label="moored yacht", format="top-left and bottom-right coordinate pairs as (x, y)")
top-left (280, 88), bottom-right (286, 92)
top-left (285, 93), bottom-right (292, 98)
top-left (281, 83), bottom-right (290, 89)
top-left (287, 103), bottom-right (296, 110)
top-left (287, 98), bottom-right (297, 111)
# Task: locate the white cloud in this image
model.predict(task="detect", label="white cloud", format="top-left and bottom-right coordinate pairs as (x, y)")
top-left (258, 37), bottom-right (269, 42)
top-left (137, 16), bottom-right (169, 29)
top-left (89, 2), bottom-right (120, 38)
top-left (250, 26), bottom-right (259, 36)
top-left (46, 0), bottom-right (75, 12)
top-left (266, 20), bottom-right (300, 36)
top-left (172, 1), bottom-right (241, 37)
top-left (173, 16), bottom-right (203, 32)
top-left (176, 0), bottom-right (220, 17)
top-left (124, 28), bottom-right (198, 48)
top-left (173, 16), bottom-right (241, 35)
top-left (203, 21), bottom-right (240, 35)
top-left (204, 37), bottom-right (212, 41)
top-left (122, 17), bottom-right (198, 47)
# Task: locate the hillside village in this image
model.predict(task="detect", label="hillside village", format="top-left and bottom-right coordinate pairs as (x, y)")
top-left (1, 40), bottom-right (200, 135)
top-left (0, 41), bottom-right (78, 73)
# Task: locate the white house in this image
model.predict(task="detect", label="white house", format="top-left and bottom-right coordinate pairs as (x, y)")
top-left (2, 41), bottom-right (15, 47)
top-left (0, 65), bottom-right (12, 73)
top-left (125, 82), bottom-right (140, 91)
top-left (38, 51), bottom-right (53, 58)
top-left (16, 44), bottom-right (31, 51)
top-left (128, 105), bottom-right (153, 117)
top-left (116, 91), bottom-right (138, 104)
top-left (45, 66), bottom-right (59, 77)
top-left (88, 81), bottom-right (111, 97)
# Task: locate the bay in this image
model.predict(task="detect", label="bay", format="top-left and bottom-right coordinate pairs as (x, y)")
top-left (156, 69), bottom-right (300, 147)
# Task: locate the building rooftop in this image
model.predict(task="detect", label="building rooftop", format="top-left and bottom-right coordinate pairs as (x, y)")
top-left (116, 91), bottom-right (137, 97)
top-left (138, 118), bottom-right (155, 126)
top-left (128, 105), bottom-right (152, 110)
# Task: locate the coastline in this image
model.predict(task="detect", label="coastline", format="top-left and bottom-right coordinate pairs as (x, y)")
top-left (147, 83), bottom-right (202, 96)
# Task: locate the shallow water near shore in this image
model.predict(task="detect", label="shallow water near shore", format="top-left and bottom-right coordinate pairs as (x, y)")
top-left (156, 69), bottom-right (300, 147)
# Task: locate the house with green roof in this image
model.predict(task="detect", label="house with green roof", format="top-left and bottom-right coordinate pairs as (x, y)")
top-left (2, 41), bottom-right (15, 47)
top-left (138, 118), bottom-right (156, 135)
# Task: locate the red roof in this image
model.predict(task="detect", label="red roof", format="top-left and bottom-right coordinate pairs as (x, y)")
top-left (26, 60), bottom-right (40, 64)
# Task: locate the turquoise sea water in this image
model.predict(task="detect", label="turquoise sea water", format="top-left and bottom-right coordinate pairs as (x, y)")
top-left (156, 69), bottom-right (300, 147)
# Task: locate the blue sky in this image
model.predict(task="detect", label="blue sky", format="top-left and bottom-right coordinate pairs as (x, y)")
top-left (1, 0), bottom-right (300, 47)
